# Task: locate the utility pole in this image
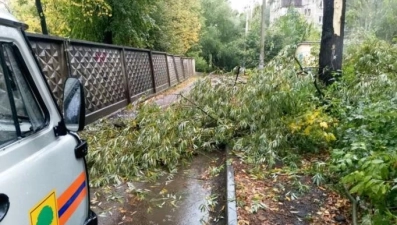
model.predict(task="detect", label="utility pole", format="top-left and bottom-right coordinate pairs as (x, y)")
top-left (259, 0), bottom-right (266, 71)
top-left (35, 0), bottom-right (48, 35)
top-left (318, 0), bottom-right (346, 85)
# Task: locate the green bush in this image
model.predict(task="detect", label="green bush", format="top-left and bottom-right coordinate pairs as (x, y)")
top-left (326, 38), bottom-right (397, 224)
top-left (194, 55), bottom-right (209, 72)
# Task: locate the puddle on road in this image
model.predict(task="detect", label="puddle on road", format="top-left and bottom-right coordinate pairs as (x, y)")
top-left (92, 151), bottom-right (226, 225)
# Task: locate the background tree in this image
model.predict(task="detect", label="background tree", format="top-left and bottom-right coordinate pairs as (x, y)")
top-left (346, 0), bottom-right (397, 42)
top-left (10, 0), bottom-right (321, 72)
top-left (198, 0), bottom-right (245, 71)
top-left (151, 0), bottom-right (202, 54)
top-left (11, 0), bottom-right (201, 51)
top-left (11, 0), bottom-right (111, 39)
top-left (245, 6), bottom-right (320, 68)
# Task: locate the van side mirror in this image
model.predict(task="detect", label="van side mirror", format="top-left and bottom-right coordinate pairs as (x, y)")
top-left (63, 78), bottom-right (85, 132)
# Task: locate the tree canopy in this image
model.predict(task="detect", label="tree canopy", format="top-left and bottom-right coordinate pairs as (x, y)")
top-left (10, 0), bottom-right (201, 54)
top-left (10, 0), bottom-right (321, 71)
top-left (346, 0), bottom-right (397, 42)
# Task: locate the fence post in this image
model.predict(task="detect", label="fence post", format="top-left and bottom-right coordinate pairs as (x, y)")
top-left (191, 58), bottom-right (194, 76)
top-left (121, 48), bottom-right (131, 104)
top-left (63, 39), bottom-right (73, 77)
top-left (165, 54), bottom-right (171, 87)
top-left (190, 59), bottom-right (193, 76)
top-left (181, 57), bottom-right (186, 79)
top-left (181, 57), bottom-right (185, 79)
top-left (172, 55), bottom-right (180, 83)
top-left (182, 58), bottom-right (186, 79)
top-left (148, 51), bottom-right (157, 93)
top-left (187, 58), bottom-right (190, 77)
top-left (60, 41), bottom-right (70, 80)
top-left (193, 58), bottom-right (196, 75)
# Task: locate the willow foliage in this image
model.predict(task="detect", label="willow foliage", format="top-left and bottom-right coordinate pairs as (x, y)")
top-left (82, 46), bottom-right (328, 187)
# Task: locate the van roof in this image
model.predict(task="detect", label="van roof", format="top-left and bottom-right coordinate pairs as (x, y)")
top-left (0, 9), bottom-right (28, 30)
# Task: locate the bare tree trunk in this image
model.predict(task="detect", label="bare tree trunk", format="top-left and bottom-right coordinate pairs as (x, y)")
top-left (35, 0), bottom-right (48, 35)
top-left (259, 0), bottom-right (266, 71)
top-left (318, 0), bottom-right (346, 85)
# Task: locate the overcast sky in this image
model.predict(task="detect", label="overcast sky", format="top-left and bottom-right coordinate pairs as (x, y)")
top-left (229, 0), bottom-right (261, 12)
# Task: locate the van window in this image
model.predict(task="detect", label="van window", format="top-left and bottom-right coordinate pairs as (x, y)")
top-left (0, 43), bottom-right (46, 147)
top-left (0, 63), bottom-right (17, 145)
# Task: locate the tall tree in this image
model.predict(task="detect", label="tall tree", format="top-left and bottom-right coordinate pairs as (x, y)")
top-left (11, 0), bottom-right (202, 51)
top-left (100, 0), bottom-right (156, 46)
top-left (345, 0), bottom-right (397, 41)
top-left (11, 0), bottom-right (111, 39)
top-left (152, 0), bottom-right (202, 54)
top-left (318, 0), bottom-right (347, 85)
top-left (200, 0), bottom-right (245, 70)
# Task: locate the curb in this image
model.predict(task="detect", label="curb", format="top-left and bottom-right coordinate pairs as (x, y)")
top-left (226, 151), bottom-right (237, 225)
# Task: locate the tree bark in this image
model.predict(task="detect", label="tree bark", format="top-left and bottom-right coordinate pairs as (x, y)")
top-left (35, 0), bottom-right (48, 35)
top-left (318, 0), bottom-right (346, 85)
top-left (259, 0), bottom-right (266, 71)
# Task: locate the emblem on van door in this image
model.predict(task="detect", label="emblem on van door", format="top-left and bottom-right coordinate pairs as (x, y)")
top-left (29, 191), bottom-right (59, 225)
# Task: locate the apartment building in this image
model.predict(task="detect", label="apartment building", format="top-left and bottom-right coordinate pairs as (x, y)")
top-left (269, 0), bottom-right (324, 27)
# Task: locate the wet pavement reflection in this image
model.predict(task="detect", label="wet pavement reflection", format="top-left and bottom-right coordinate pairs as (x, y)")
top-left (93, 151), bottom-right (226, 225)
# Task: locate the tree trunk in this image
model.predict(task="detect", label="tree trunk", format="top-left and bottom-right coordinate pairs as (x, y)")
top-left (259, 0), bottom-right (266, 71)
top-left (35, 0), bottom-right (48, 35)
top-left (103, 16), bottom-right (113, 44)
top-left (103, 31), bottom-right (113, 44)
top-left (318, 0), bottom-right (346, 85)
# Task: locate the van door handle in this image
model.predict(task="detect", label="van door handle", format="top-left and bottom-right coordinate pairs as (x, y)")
top-left (0, 194), bottom-right (10, 222)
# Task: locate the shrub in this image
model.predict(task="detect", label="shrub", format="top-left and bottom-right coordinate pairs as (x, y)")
top-left (327, 38), bottom-right (397, 223)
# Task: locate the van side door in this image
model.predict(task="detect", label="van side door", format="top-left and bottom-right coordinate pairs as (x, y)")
top-left (0, 29), bottom-right (89, 225)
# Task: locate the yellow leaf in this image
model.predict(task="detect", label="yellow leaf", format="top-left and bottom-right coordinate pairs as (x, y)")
top-left (159, 188), bottom-right (168, 195)
top-left (324, 132), bottom-right (336, 142)
top-left (303, 126), bottom-right (312, 135)
top-left (320, 122), bottom-right (328, 129)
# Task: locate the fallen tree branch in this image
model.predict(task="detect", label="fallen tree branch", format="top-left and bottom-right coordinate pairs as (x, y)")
top-left (176, 93), bottom-right (219, 122)
top-left (294, 57), bottom-right (324, 98)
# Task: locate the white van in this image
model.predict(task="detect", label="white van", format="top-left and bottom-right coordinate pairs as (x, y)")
top-left (0, 11), bottom-right (97, 225)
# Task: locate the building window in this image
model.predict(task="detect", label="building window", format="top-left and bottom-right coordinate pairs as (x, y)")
top-left (319, 0), bottom-right (323, 8)
top-left (319, 16), bottom-right (323, 23)
top-left (281, 0), bottom-right (290, 7)
top-left (281, 0), bottom-right (303, 7)
top-left (305, 8), bottom-right (311, 16)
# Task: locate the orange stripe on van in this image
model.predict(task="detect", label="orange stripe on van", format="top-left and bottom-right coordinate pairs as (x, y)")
top-left (59, 186), bottom-right (87, 225)
top-left (58, 172), bottom-right (86, 207)
top-left (57, 172), bottom-right (87, 225)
